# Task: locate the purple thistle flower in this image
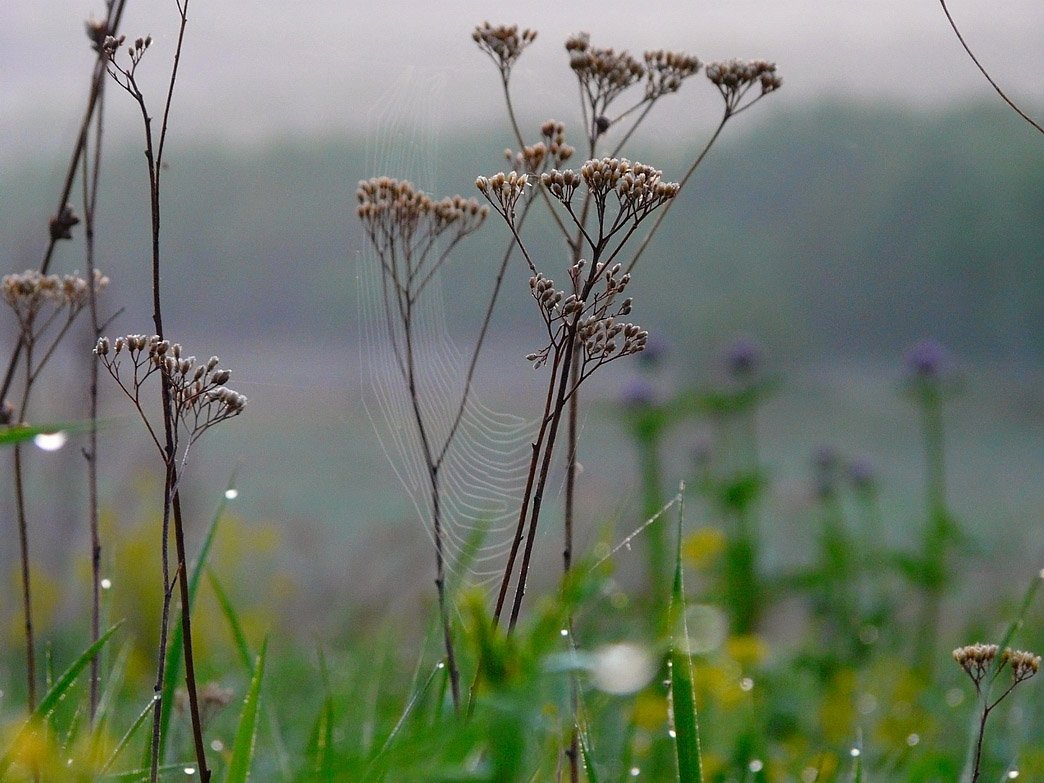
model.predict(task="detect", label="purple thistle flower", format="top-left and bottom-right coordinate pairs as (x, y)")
top-left (723, 336), bottom-right (762, 379)
top-left (905, 338), bottom-right (950, 381)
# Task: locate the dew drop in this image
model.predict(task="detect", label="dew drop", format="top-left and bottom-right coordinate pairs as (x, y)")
top-left (101, 578), bottom-right (112, 590)
top-left (436, 661), bottom-right (445, 669)
top-left (1008, 770), bottom-right (1019, 779)
top-left (560, 628), bottom-right (569, 636)
top-left (629, 767), bottom-right (640, 777)
top-left (184, 767), bottom-right (196, 776)
top-left (740, 677), bottom-right (754, 692)
top-left (67, 759), bottom-right (73, 766)
top-left (749, 759), bottom-right (764, 772)
top-left (34, 431), bottom-right (67, 451)
top-left (224, 488), bottom-right (239, 500)
top-left (849, 747), bottom-right (861, 757)
top-left (906, 733), bottom-right (920, 747)
top-left (210, 739), bottom-right (224, 752)
top-left (667, 729), bottom-right (677, 738)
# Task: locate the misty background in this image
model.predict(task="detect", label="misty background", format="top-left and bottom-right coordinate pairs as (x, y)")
top-left (2, 0), bottom-right (1044, 616)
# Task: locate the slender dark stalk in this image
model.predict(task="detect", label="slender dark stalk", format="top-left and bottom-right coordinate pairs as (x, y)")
top-left (938, 0), bottom-right (1044, 136)
top-left (105, 3), bottom-right (210, 777)
top-left (82, 63), bottom-right (108, 723)
top-left (0, 0), bottom-right (129, 406)
top-left (13, 442), bottom-right (36, 713)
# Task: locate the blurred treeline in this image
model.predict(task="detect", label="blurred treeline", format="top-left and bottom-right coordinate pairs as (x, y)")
top-left (2, 101), bottom-right (1042, 364)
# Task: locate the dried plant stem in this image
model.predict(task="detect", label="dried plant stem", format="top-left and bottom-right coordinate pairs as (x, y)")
top-left (624, 112), bottom-right (729, 276)
top-left (13, 443), bottom-right (36, 712)
top-left (105, 3), bottom-right (211, 778)
top-left (82, 113), bottom-right (105, 722)
top-left (0, 0), bottom-right (129, 406)
top-left (938, 0), bottom-right (1044, 136)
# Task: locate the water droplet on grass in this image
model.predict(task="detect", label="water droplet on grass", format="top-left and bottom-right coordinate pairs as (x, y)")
top-left (850, 747), bottom-right (861, 757)
top-left (749, 759), bottom-right (763, 772)
top-left (906, 734), bottom-right (920, 747)
top-left (629, 767), bottom-right (640, 777)
top-left (34, 431), bottom-right (67, 451)
top-left (740, 677), bottom-right (754, 691)
top-left (101, 578), bottom-right (112, 590)
top-left (184, 767), bottom-right (196, 776)
top-left (224, 488), bottom-right (239, 500)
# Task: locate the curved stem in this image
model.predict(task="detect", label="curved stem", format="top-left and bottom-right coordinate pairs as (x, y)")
top-left (624, 112), bottom-right (730, 275)
top-left (938, 0), bottom-right (1044, 135)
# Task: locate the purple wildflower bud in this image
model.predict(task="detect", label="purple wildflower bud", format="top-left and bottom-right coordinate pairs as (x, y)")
top-left (620, 377), bottom-right (656, 409)
top-left (847, 455), bottom-right (876, 491)
top-left (724, 337), bottom-right (761, 379)
top-left (905, 338), bottom-right (949, 381)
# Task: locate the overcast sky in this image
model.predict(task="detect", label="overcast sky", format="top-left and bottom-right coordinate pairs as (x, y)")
top-left (3, 0), bottom-right (1044, 163)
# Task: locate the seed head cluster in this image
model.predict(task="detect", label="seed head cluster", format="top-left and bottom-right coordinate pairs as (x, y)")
top-left (503, 120), bottom-right (575, 176)
top-left (644, 49), bottom-right (702, 100)
top-left (706, 59), bottom-right (782, 112)
top-left (96, 335), bottom-right (246, 441)
top-left (566, 33), bottom-right (645, 114)
top-left (472, 22), bottom-right (537, 76)
top-left (357, 177), bottom-right (488, 245)
top-left (526, 260), bottom-right (646, 372)
top-left (954, 642), bottom-right (1041, 687)
top-left (49, 203), bottom-right (81, 241)
top-left (475, 171), bottom-right (530, 221)
top-left (102, 33), bottom-right (152, 63)
top-left (3, 269), bottom-right (108, 337)
top-left (543, 158), bottom-right (680, 219)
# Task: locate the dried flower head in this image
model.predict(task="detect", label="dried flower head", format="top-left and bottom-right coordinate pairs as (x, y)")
top-left (96, 334), bottom-right (246, 447)
top-left (644, 49), bottom-right (702, 99)
top-left (542, 157), bottom-right (679, 221)
top-left (475, 171), bottom-right (530, 221)
top-left (706, 59), bottom-right (782, 113)
top-left (3, 269), bottom-right (107, 340)
top-left (358, 177), bottom-right (487, 241)
top-left (49, 203), bottom-right (81, 241)
top-left (0, 399), bottom-right (14, 426)
top-left (954, 642), bottom-right (1000, 684)
top-left (566, 33), bottom-right (646, 120)
top-left (85, 17), bottom-right (110, 52)
top-left (1006, 649), bottom-right (1042, 683)
top-left (473, 22), bottom-right (537, 77)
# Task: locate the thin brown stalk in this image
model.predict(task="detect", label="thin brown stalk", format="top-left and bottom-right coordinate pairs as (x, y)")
top-left (624, 112), bottom-right (729, 275)
top-left (81, 56), bottom-right (109, 722)
top-left (0, 0), bottom-right (129, 406)
top-left (938, 0), bottom-right (1044, 136)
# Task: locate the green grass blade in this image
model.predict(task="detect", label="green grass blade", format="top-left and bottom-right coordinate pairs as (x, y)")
top-left (208, 567), bottom-right (254, 672)
top-left (96, 695), bottom-right (159, 778)
top-left (101, 761), bottom-right (199, 781)
top-left (0, 622), bottom-right (121, 777)
top-left (667, 487), bottom-right (703, 783)
top-left (577, 725), bottom-right (600, 783)
top-left (159, 471), bottom-right (238, 761)
top-left (225, 635), bottom-right (268, 783)
top-left (0, 421), bottom-right (96, 446)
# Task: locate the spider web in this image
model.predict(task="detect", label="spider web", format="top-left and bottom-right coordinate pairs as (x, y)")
top-left (356, 71), bottom-right (538, 590)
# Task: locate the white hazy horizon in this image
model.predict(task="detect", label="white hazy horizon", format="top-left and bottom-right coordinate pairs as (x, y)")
top-left (3, 0), bottom-right (1043, 164)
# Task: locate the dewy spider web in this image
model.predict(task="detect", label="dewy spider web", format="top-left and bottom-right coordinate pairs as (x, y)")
top-left (357, 72), bottom-right (537, 589)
